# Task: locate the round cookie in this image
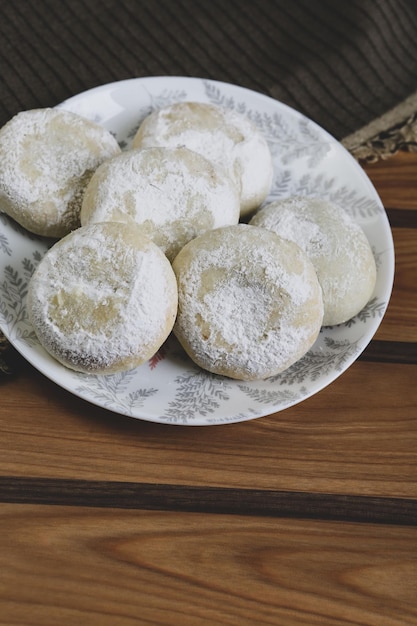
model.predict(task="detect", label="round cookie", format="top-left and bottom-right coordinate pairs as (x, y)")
top-left (0, 108), bottom-right (121, 237)
top-left (27, 222), bottom-right (178, 374)
top-left (81, 146), bottom-right (240, 261)
top-left (172, 224), bottom-right (323, 381)
top-left (132, 101), bottom-right (273, 217)
top-left (249, 196), bottom-right (377, 325)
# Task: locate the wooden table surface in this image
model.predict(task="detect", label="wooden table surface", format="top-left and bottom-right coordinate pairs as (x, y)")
top-left (0, 151), bottom-right (416, 625)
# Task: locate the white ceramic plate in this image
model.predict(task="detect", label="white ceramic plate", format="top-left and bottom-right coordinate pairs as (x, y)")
top-left (0, 77), bottom-right (394, 425)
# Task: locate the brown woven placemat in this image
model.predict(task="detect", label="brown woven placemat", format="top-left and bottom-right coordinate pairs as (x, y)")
top-left (1, 0), bottom-right (417, 140)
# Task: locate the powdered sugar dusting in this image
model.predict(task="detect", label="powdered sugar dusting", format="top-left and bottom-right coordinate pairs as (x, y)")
top-left (173, 224), bottom-right (323, 380)
top-left (27, 222), bottom-right (177, 373)
top-left (250, 196), bottom-right (377, 325)
top-left (0, 108), bottom-right (121, 237)
top-left (132, 101), bottom-right (273, 216)
top-left (81, 146), bottom-right (240, 261)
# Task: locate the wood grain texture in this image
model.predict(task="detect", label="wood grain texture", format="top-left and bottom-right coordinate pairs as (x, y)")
top-left (360, 340), bottom-right (417, 364)
top-left (0, 145), bottom-right (416, 626)
top-left (364, 151), bottom-right (417, 210)
top-left (0, 7), bottom-right (416, 624)
top-left (1, 477), bottom-right (417, 524)
top-left (1, 505), bottom-right (417, 626)
top-left (1, 360), bottom-right (416, 497)
top-left (373, 228), bottom-right (417, 342)
top-left (364, 153), bottom-right (417, 342)
top-left (385, 208), bottom-right (417, 229)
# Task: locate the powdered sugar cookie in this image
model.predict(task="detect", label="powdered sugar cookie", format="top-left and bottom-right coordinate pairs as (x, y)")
top-left (81, 146), bottom-right (240, 261)
top-left (250, 196), bottom-right (377, 325)
top-left (27, 222), bottom-right (178, 374)
top-left (172, 224), bottom-right (323, 380)
top-left (132, 101), bottom-right (273, 217)
top-left (0, 108), bottom-right (121, 237)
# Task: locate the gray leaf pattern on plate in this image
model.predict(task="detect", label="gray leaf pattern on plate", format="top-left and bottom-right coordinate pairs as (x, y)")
top-left (237, 384), bottom-right (308, 406)
top-left (344, 297), bottom-right (387, 326)
top-left (203, 80), bottom-right (331, 168)
top-left (0, 253), bottom-right (41, 343)
top-left (0, 220), bottom-right (12, 256)
top-left (161, 370), bottom-right (233, 423)
top-left (75, 369), bottom-right (158, 415)
top-left (271, 172), bottom-right (383, 218)
top-left (272, 337), bottom-right (361, 385)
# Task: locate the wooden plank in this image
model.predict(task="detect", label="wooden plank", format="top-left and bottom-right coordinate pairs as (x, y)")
top-left (1, 360), bottom-right (416, 497)
top-left (360, 340), bottom-right (417, 364)
top-left (374, 228), bottom-right (417, 342)
top-left (1, 476), bottom-right (417, 525)
top-left (1, 505), bottom-right (416, 626)
top-left (385, 208), bottom-right (417, 229)
top-left (363, 151), bottom-right (417, 209)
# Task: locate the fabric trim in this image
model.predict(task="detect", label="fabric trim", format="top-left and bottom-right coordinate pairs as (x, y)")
top-left (342, 90), bottom-right (417, 162)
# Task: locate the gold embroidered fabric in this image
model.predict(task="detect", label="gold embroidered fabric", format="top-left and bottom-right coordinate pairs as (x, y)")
top-left (352, 115), bottom-right (417, 163)
top-left (342, 91), bottom-right (417, 163)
